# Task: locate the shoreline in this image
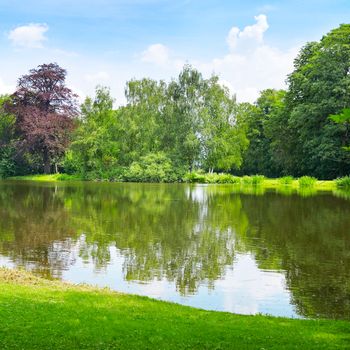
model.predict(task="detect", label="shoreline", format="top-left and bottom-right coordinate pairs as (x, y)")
top-left (4, 173), bottom-right (340, 191)
top-left (0, 267), bottom-right (349, 349)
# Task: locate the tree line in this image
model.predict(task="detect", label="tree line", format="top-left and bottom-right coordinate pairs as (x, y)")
top-left (1, 24), bottom-right (350, 181)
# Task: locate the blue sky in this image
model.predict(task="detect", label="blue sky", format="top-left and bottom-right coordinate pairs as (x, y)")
top-left (0, 0), bottom-right (349, 103)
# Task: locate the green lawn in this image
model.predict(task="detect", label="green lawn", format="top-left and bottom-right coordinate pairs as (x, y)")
top-left (0, 268), bottom-right (349, 349)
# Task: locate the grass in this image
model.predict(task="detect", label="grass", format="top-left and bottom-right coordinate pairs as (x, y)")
top-left (336, 176), bottom-right (350, 190)
top-left (279, 176), bottom-right (294, 185)
top-left (8, 173), bottom-right (82, 181)
top-left (298, 176), bottom-right (317, 188)
top-left (4, 172), bottom-right (342, 193)
top-left (0, 268), bottom-right (349, 350)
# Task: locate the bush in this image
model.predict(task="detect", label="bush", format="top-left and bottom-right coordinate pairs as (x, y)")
top-left (204, 173), bottom-right (219, 184)
top-left (124, 152), bottom-right (179, 183)
top-left (298, 176), bottom-right (317, 188)
top-left (183, 172), bottom-right (206, 183)
top-left (279, 176), bottom-right (294, 185)
top-left (0, 145), bottom-right (15, 178)
top-left (336, 176), bottom-right (350, 189)
top-left (242, 176), bottom-right (253, 185)
top-left (183, 172), bottom-right (241, 184)
top-left (242, 175), bottom-right (265, 186)
top-left (216, 173), bottom-right (240, 184)
top-left (251, 175), bottom-right (265, 185)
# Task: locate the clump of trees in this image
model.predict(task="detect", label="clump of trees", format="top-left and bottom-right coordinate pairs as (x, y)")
top-left (240, 24), bottom-right (350, 179)
top-left (1, 24), bottom-right (350, 180)
top-left (63, 66), bottom-right (248, 181)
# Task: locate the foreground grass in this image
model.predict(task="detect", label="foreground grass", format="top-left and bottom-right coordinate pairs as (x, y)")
top-left (0, 268), bottom-right (349, 349)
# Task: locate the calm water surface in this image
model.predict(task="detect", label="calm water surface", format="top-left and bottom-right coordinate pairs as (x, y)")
top-left (0, 181), bottom-right (349, 319)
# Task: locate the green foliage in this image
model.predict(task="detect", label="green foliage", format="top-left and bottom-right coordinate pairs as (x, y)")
top-left (336, 176), bottom-right (350, 189)
top-left (4, 25), bottom-right (350, 181)
top-left (0, 96), bottom-right (16, 178)
top-left (279, 176), bottom-right (294, 185)
top-left (124, 152), bottom-right (178, 183)
top-left (283, 25), bottom-right (350, 178)
top-left (329, 108), bottom-right (350, 151)
top-left (67, 87), bottom-right (121, 180)
top-left (216, 173), bottom-right (241, 184)
top-left (183, 172), bottom-right (206, 183)
top-left (240, 90), bottom-right (286, 177)
top-left (183, 172), bottom-right (241, 184)
top-left (63, 67), bottom-right (247, 181)
top-left (0, 145), bottom-right (15, 178)
top-left (242, 175), bottom-right (265, 186)
top-left (298, 176), bottom-right (317, 188)
top-left (329, 108), bottom-right (350, 124)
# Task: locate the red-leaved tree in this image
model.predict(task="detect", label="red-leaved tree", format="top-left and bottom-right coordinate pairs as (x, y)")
top-left (10, 63), bottom-right (78, 173)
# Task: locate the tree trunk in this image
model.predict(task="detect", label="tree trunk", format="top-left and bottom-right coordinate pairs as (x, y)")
top-left (43, 150), bottom-right (51, 174)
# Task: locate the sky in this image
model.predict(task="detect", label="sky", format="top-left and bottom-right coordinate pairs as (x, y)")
top-left (0, 0), bottom-right (349, 104)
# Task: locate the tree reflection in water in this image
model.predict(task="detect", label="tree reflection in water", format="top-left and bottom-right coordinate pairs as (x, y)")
top-left (0, 181), bottom-right (349, 319)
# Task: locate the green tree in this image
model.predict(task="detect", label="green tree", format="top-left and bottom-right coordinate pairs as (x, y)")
top-left (329, 108), bottom-right (350, 151)
top-left (285, 25), bottom-right (350, 178)
top-left (163, 66), bottom-right (204, 171)
top-left (67, 86), bottom-right (120, 179)
top-left (0, 95), bottom-right (16, 178)
top-left (201, 76), bottom-right (248, 172)
top-left (118, 78), bottom-right (167, 165)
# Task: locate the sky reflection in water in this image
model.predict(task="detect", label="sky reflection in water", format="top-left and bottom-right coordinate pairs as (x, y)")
top-left (0, 181), bottom-right (349, 319)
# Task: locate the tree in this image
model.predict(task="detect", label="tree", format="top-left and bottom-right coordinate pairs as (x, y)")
top-left (10, 63), bottom-right (78, 174)
top-left (67, 86), bottom-right (120, 179)
top-left (202, 77), bottom-right (248, 172)
top-left (329, 108), bottom-right (350, 151)
top-left (241, 89), bottom-right (286, 177)
top-left (0, 95), bottom-right (16, 178)
top-left (164, 66), bottom-right (204, 171)
top-left (284, 25), bottom-right (350, 178)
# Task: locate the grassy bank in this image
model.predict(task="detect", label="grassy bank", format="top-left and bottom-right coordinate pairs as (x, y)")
top-left (8, 173), bottom-right (82, 181)
top-left (6, 173), bottom-right (340, 191)
top-left (0, 268), bottom-right (349, 350)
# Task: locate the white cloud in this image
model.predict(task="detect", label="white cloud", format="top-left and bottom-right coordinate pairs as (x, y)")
top-left (226, 14), bottom-right (269, 51)
top-left (139, 14), bottom-right (298, 102)
top-left (141, 43), bottom-right (170, 65)
top-left (8, 23), bottom-right (48, 48)
top-left (1, 14), bottom-right (298, 106)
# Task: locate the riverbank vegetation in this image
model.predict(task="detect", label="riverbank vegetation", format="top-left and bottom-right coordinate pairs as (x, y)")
top-left (0, 267), bottom-right (349, 350)
top-left (1, 25), bottom-right (350, 182)
top-left (8, 172), bottom-right (344, 192)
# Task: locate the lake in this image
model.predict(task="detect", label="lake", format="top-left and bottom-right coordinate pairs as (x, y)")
top-left (0, 181), bottom-right (349, 319)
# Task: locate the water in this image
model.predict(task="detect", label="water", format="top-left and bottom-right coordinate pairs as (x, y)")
top-left (0, 181), bottom-right (349, 319)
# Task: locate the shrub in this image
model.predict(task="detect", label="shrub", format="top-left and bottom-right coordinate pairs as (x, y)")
top-left (279, 176), bottom-right (294, 185)
top-left (216, 173), bottom-right (240, 184)
top-left (242, 176), bottom-right (253, 185)
top-left (298, 176), bottom-right (317, 188)
top-left (242, 175), bottom-right (265, 185)
top-left (0, 145), bottom-right (15, 179)
top-left (251, 175), bottom-right (265, 185)
top-left (204, 173), bottom-right (219, 184)
top-left (124, 152), bottom-right (178, 183)
top-left (336, 176), bottom-right (350, 189)
top-left (183, 172), bottom-right (206, 183)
